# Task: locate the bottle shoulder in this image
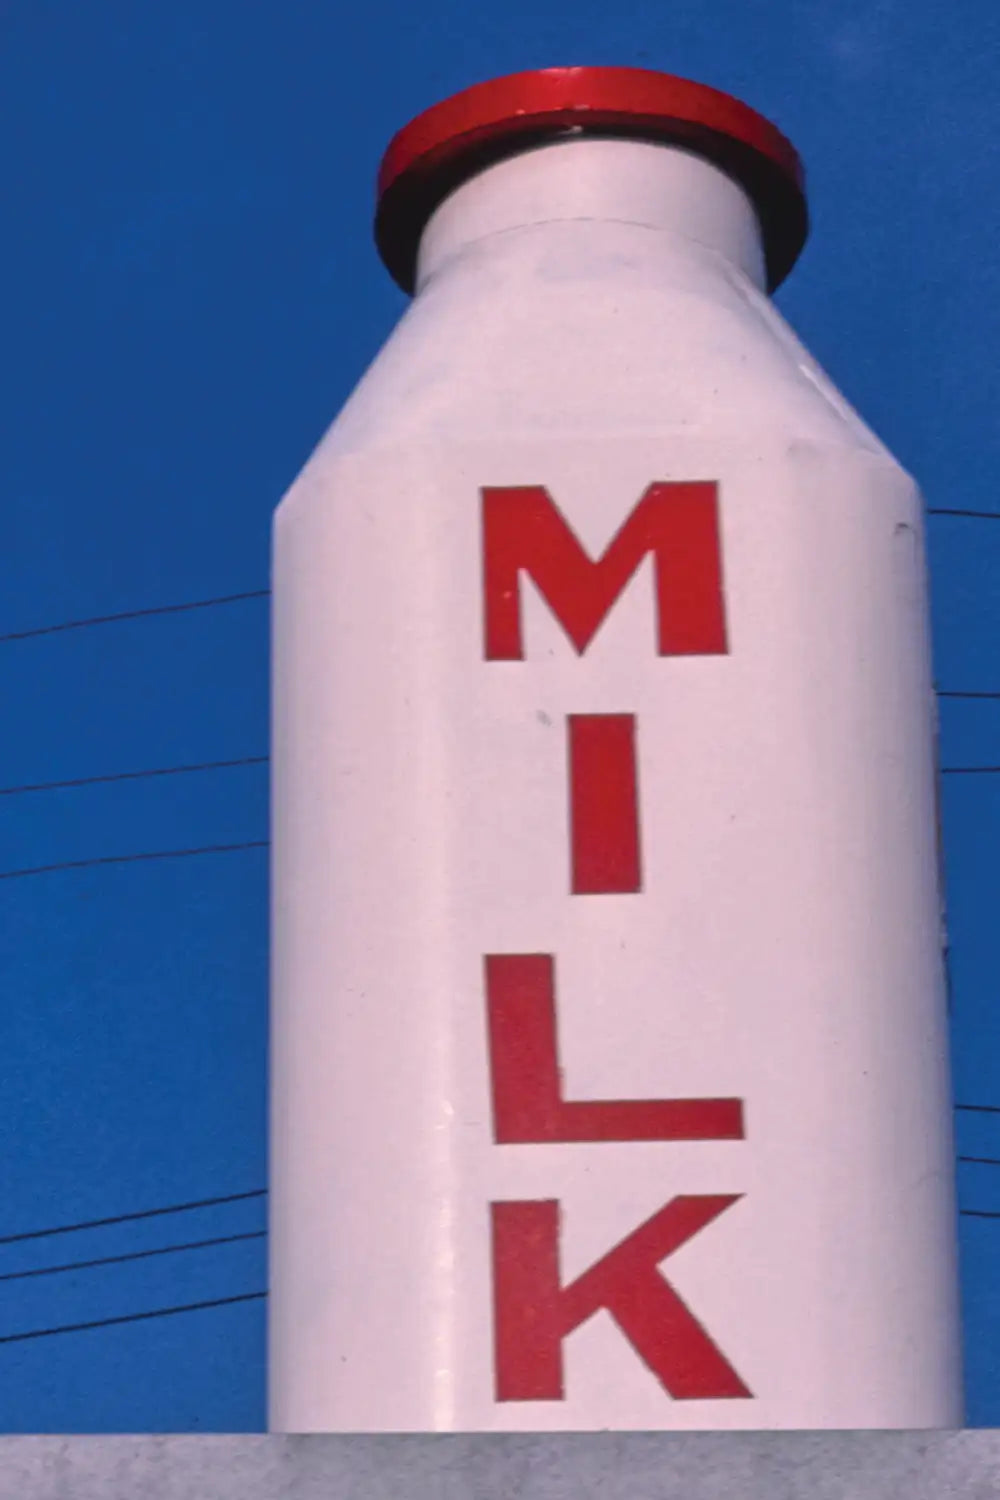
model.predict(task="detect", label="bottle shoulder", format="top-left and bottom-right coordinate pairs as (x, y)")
top-left (306, 223), bottom-right (896, 469)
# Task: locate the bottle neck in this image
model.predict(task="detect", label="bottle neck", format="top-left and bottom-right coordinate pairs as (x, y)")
top-left (414, 137), bottom-right (768, 294)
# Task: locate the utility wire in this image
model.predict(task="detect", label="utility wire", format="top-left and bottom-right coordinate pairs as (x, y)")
top-left (0, 507), bottom-right (989, 642)
top-left (927, 509), bottom-right (1000, 520)
top-left (0, 515), bottom-right (991, 646)
top-left (0, 1291), bottom-right (267, 1345)
top-left (0, 841), bottom-right (268, 883)
top-left (0, 757), bottom-right (268, 798)
top-left (6, 1173), bottom-right (995, 1275)
top-left (0, 590), bottom-right (269, 646)
top-left (2, 1127), bottom-right (1000, 1289)
top-left (0, 514), bottom-right (991, 648)
top-left (0, 739), bottom-right (997, 802)
top-left (0, 1231), bottom-right (266, 1284)
top-left (1, 1205), bottom-right (999, 1343)
top-left (0, 1189), bottom-right (267, 1247)
top-left (938, 690), bottom-right (1000, 701)
top-left (2, 1108), bottom-right (997, 1244)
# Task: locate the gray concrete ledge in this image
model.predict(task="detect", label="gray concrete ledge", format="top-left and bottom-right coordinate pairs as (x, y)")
top-left (0, 1433), bottom-right (999, 1500)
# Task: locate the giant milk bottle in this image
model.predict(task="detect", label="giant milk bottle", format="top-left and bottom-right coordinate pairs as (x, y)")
top-left (270, 67), bottom-right (962, 1432)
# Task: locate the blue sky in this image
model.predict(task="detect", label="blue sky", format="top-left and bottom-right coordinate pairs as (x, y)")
top-left (0, 0), bottom-right (997, 1431)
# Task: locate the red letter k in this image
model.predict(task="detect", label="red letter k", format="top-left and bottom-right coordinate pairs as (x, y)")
top-left (492, 1194), bottom-right (751, 1402)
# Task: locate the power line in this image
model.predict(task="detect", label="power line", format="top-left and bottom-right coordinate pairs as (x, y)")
top-left (0, 840), bottom-right (268, 883)
top-left (0, 590), bottom-right (269, 646)
top-left (0, 1189), bottom-right (267, 1247)
top-left (938, 690), bottom-right (1000, 701)
top-left (0, 514), bottom-right (989, 646)
top-left (0, 1231), bottom-right (266, 1284)
top-left (2, 741), bottom-right (999, 802)
top-left (927, 509), bottom-right (1000, 520)
top-left (0, 1291), bottom-right (267, 1346)
top-left (956, 1103), bottom-right (1000, 1116)
top-left (0, 1152), bottom-right (997, 1290)
top-left (0, 756), bottom-right (268, 799)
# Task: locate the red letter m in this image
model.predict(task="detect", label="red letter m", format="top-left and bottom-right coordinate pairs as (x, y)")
top-left (482, 482), bottom-right (727, 660)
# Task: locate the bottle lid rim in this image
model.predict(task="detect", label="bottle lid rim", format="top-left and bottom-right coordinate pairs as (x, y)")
top-left (375, 66), bottom-right (808, 294)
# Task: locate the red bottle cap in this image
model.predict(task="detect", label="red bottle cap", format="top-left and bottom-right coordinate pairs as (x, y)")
top-left (376, 66), bottom-right (808, 294)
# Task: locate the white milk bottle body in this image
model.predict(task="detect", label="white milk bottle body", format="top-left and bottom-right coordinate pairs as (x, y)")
top-left (270, 138), bottom-right (962, 1431)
